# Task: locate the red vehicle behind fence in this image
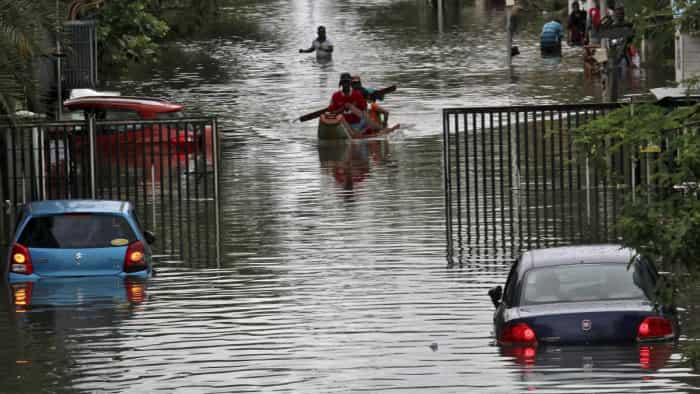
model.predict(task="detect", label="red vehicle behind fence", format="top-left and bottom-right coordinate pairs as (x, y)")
top-left (63, 94), bottom-right (212, 152)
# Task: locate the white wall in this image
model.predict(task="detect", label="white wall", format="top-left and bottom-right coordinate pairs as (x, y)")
top-left (575, 0), bottom-right (608, 13)
top-left (676, 31), bottom-right (700, 83)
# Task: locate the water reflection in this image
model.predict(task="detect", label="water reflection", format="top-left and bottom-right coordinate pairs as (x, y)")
top-left (502, 344), bottom-right (673, 370)
top-left (318, 139), bottom-right (391, 193)
top-left (0, 277), bottom-right (147, 393)
top-left (502, 344), bottom-right (689, 392)
top-left (5, 277), bottom-right (148, 312)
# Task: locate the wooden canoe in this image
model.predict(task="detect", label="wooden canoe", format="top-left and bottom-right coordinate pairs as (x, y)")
top-left (317, 113), bottom-right (397, 141)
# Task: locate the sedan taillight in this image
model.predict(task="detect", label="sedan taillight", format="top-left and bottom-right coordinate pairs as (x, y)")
top-left (500, 322), bottom-right (537, 345)
top-left (10, 243), bottom-right (33, 275)
top-left (637, 317), bottom-right (674, 341)
top-left (124, 241), bottom-right (147, 273)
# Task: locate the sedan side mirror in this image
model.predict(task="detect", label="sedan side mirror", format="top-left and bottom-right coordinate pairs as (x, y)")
top-left (488, 286), bottom-right (503, 308)
top-left (143, 230), bottom-right (156, 245)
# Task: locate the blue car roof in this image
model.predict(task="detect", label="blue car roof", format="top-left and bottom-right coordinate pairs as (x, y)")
top-left (520, 244), bottom-right (635, 271)
top-left (24, 200), bottom-right (132, 216)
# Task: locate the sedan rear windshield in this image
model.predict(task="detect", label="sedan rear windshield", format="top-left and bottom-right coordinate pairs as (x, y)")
top-left (18, 214), bottom-right (136, 249)
top-left (520, 263), bottom-right (655, 305)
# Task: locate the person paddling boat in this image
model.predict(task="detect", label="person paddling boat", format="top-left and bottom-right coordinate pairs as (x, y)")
top-left (327, 72), bottom-right (370, 138)
top-left (300, 75), bottom-right (400, 140)
top-left (351, 75), bottom-right (398, 132)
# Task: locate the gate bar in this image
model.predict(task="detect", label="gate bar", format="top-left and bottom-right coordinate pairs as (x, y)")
top-left (88, 114), bottom-right (97, 198)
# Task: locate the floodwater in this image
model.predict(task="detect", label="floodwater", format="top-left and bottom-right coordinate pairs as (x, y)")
top-left (2, 0), bottom-right (699, 392)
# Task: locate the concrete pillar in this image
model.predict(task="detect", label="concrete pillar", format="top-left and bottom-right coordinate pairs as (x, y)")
top-left (438, 0), bottom-right (444, 33)
top-left (675, 29), bottom-right (684, 83)
top-left (474, 0), bottom-right (487, 18)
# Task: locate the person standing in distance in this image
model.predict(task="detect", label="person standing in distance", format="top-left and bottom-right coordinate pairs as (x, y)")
top-left (299, 26), bottom-right (333, 60)
top-left (540, 18), bottom-right (564, 55)
top-left (567, 1), bottom-right (587, 46)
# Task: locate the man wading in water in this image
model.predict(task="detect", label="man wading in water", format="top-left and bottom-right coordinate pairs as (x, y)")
top-left (299, 25), bottom-right (333, 60)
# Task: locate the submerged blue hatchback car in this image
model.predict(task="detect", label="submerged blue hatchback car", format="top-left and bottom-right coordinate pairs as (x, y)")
top-left (6, 200), bottom-right (154, 282)
top-left (489, 245), bottom-right (677, 346)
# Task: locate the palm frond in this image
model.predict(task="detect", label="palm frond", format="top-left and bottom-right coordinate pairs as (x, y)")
top-left (0, 0), bottom-right (57, 116)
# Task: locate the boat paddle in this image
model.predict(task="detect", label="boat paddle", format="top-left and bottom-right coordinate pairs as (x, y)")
top-left (298, 85), bottom-right (397, 122)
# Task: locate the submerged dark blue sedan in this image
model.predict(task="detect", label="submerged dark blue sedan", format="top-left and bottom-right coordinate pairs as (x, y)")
top-left (489, 245), bottom-right (677, 346)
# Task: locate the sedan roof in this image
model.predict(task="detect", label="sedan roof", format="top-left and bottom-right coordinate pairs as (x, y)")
top-left (520, 244), bottom-right (635, 271)
top-left (24, 200), bottom-right (132, 216)
top-left (63, 96), bottom-right (183, 114)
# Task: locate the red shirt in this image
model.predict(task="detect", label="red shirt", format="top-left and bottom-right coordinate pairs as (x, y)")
top-left (329, 90), bottom-right (367, 124)
top-left (589, 7), bottom-right (601, 31)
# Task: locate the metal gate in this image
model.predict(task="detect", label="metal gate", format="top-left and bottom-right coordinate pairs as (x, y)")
top-left (442, 103), bottom-right (644, 262)
top-left (63, 20), bottom-right (99, 89)
top-left (1, 117), bottom-right (222, 264)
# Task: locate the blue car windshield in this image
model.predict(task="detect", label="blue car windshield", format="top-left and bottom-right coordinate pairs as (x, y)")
top-left (18, 214), bottom-right (136, 249)
top-left (520, 263), bottom-right (654, 305)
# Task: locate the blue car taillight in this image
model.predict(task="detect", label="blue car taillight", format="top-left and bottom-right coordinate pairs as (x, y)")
top-left (11, 282), bottom-right (33, 311)
top-left (10, 243), bottom-right (33, 275)
top-left (124, 241), bottom-right (147, 273)
top-left (637, 317), bottom-right (674, 341)
top-left (126, 280), bottom-right (147, 303)
top-left (499, 322), bottom-right (538, 345)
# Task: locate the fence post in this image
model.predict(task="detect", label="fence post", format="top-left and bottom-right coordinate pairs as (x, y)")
top-left (586, 155), bottom-right (591, 225)
top-left (38, 127), bottom-right (47, 200)
top-left (0, 130), bottom-right (5, 244)
top-left (646, 152), bottom-right (651, 205)
top-left (6, 129), bottom-right (16, 235)
top-left (211, 118), bottom-right (222, 268)
top-left (631, 155), bottom-right (636, 204)
top-left (443, 111), bottom-right (452, 261)
top-left (510, 113), bottom-right (520, 254)
top-left (151, 164), bottom-right (156, 228)
top-left (88, 114), bottom-right (97, 199)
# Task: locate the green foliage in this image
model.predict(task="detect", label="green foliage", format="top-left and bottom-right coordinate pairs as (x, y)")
top-left (152, 0), bottom-right (268, 40)
top-left (576, 102), bottom-right (700, 185)
top-left (574, 102), bottom-right (700, 367)
top-left (95, 0), bottom-right (169, 67)
top-left (673, 0), bottom-right (700, 33)
top-left (597, 0), bottom-right (699, 35)
top-left (0, 0), bottom-right (55, 119)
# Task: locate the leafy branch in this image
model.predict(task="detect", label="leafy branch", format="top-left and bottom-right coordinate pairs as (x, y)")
top-left (573, 101), bottom-right (700, 367)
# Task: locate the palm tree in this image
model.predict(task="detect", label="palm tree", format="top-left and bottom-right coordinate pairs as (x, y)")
top-left (0, 0), bottom-right (57, 122)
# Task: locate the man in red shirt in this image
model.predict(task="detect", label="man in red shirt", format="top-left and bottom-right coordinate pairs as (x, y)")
top-left (328, 72), bottom-right (368, 134)
top-left (587, 0), bottom-right (601, 44)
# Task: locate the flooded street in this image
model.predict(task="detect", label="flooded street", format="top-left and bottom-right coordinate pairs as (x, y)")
top-left (2, 0), bottom-right (700, 392)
